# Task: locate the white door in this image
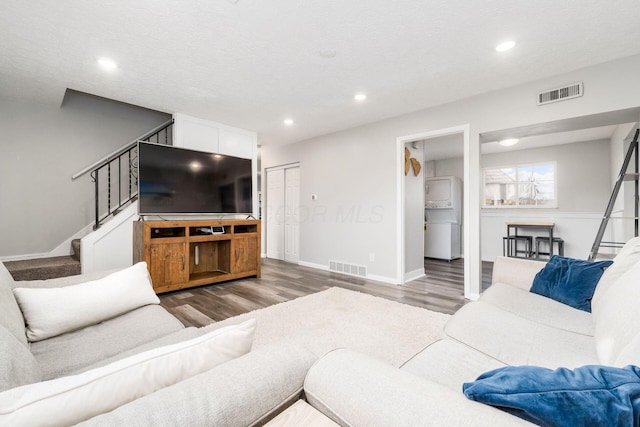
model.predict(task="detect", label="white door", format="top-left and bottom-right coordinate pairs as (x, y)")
top-left (284, 167), bottom-right (300, 262)
top-left (266, 165), bottom-right (300, 263)
top-left (266, 169), bottom-right (285, 260)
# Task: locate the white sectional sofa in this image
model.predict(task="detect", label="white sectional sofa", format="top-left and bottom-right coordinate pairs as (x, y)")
top-left (301, 237), bottom-right (640, 426)
top-left (2, 236), bottom-right (640, 426)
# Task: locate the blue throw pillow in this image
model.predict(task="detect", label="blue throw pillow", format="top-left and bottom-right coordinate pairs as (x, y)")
top-left (463, 365), bottom-right (640, 427)
top-left (530, 255), bottom-right (613, 312)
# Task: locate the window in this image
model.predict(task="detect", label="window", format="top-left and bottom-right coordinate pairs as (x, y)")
top-left (483, 162), bottom-right (556, 208)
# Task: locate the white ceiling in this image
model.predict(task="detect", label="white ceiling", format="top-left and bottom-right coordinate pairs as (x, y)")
top-left (2, 1), bottom-right (640, 147)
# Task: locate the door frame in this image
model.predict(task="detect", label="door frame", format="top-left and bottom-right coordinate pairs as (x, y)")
top-left (283, 166), bottom-right (300, 263)
top-left (396, 124), bottom-right (481, 300)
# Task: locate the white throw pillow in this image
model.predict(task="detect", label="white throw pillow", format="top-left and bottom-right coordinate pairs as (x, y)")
top-left (13, 262), bottom-right (159, 342)
top-left (0, 318), bottom-right (256, 426)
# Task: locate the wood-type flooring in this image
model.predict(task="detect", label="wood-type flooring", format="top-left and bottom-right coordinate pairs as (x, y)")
top-left (160, 257), bottom-right (493, 328)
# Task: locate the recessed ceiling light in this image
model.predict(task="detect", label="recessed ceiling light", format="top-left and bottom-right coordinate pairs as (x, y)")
top-left (354, 93), bottom-right (367, 102)
top-left (495, 40), bottom-right (516, 52)
top-left (283, 118), bottom-right (294, 126)
top-left (97, 57), bottom-right (118, 71)
top-left (499, 138), bottom-right (519, 147)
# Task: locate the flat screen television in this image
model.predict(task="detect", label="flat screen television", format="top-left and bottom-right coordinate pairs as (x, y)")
top-left (137, 142), bottom-right (253, 215)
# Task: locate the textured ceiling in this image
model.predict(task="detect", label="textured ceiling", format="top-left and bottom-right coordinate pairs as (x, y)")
top-left (2, 1), bottom-right (640, 146)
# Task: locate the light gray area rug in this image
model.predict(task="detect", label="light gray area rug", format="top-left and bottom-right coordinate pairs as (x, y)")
top-left (204, 287), bottom-right (450, 367)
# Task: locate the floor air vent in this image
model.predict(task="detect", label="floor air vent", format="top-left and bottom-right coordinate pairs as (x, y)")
top-left (538, 82), bottom-right (583, 105)
top-left (329, 260), bottom-right (367, 278)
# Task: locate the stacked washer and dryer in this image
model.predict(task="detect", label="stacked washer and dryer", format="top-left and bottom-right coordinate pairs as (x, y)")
top-left (424, 176), bottom-right (462, 260)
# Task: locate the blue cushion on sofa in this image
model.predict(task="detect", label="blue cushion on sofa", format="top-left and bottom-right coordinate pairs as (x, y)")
top-left (463, 365), bottom-right (640, 427)
top-left (530, 255), bottom-right (612, 312)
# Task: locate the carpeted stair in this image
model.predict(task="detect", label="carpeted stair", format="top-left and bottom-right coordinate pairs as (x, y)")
top-left (4, 239), bottom-right (82, 281)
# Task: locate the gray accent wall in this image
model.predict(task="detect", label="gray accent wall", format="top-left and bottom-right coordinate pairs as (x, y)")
top-left (481, 139), bottom-right (611, 212)
top-left (0, 90), bottom-right (170, 257)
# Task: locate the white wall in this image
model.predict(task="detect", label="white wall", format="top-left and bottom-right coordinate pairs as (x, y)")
top-left (81, 202), bottom-right (139, 274)
top-left (0, 90), bottom-right (171, 259)
top-left (615, 124), bottom-right (640, 245)
top-left (480, 139), bottom-right (611, 260)
top-left (262, 54), bottom-right (640, 291)
top-left (263, 126), bottom-right (396, 281)
top-left (404, 143), bottom-right (425, 280)
top-left (433, 158), bottom-right (464, 181)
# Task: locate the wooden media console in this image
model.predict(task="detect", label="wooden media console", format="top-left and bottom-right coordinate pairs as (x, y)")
top-left (133, 219), bottom-right (261, 294)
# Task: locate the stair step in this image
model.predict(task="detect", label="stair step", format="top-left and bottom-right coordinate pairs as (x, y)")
top-left (71, 239), bottom-right (81, 262)
top-left (4, 256), bottom-right (81, 281)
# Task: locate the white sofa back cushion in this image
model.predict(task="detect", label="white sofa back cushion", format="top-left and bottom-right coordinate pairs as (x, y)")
top-left (0, 318), bottom-right (256, 426)
top-left (13, 262), bottom-right (159, 342)
top-left (593, 260), bottom-right (640, 365)
top-left (591, 236), bottom-right (640, 315)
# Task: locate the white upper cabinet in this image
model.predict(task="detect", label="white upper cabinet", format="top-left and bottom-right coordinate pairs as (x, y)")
top-left (219, 128), bottom-right (254, 159)
top-left (179, 117), bottom-right (220, 152)
top-left (173, 113), bottom-right (256, 159)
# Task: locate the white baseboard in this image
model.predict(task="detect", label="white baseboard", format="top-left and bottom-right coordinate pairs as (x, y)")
top-left (0, 252), bottom-right (50, 262)
top-left (0, 223), bottom-right (94, 262)
top-left (404, 268), bottom-right (425, 282)
top-left (466, 292), bottom-right (481, 301)
top-left (367, 273), bottom-right (399, 285)
top-left (297, 260), bottom-right (328, 271)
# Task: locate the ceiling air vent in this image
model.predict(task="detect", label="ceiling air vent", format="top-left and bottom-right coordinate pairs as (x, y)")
top-left (537, 82), bottom-right (583, 105)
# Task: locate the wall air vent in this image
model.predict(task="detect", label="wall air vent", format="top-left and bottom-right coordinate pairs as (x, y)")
top-left (537, 82), bottom-right (583, 105)
top-left (329, 260), bottom-right (367, 278)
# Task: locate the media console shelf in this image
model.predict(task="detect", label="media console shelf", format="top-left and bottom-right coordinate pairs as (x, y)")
top-left (133, 219), bottom-right (261, 294)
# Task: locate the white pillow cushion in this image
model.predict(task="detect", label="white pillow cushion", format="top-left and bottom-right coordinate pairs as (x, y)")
top-left (13, 262), bottom-right (159, 342)
top-left (0, 318), bottom-right (256, 426)
top-left (591, 236), bottom-right (640, 315)
top-left (593, 260), bottom-right (640, 365)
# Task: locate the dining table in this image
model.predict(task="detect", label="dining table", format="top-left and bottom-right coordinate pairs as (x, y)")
top-left (506, 221), bottom-right (555, 258)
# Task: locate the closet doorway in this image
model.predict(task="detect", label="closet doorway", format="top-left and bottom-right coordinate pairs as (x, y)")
top-left (266, 164), bottom-right (300, 263)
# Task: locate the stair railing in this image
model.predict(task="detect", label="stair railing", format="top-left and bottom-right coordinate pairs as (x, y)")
top-left (72, 119), bottom-right (174, 230)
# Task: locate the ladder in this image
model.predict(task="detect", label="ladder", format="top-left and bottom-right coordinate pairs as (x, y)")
top-left (589, 128), bottom-right (640, 261)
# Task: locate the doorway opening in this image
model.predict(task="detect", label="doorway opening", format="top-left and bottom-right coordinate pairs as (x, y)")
top-left (479, 109), bottom-right (640, 264)
top-left (397, 125), bottom-right (477, 299)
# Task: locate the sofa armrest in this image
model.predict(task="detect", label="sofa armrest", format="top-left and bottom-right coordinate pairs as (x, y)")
top-left (78, 343), bottom-right (318, 427)
top-left (491, 256), bottom-right (546, 291)
top-left (304, 349), bottom-right (533, 426)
